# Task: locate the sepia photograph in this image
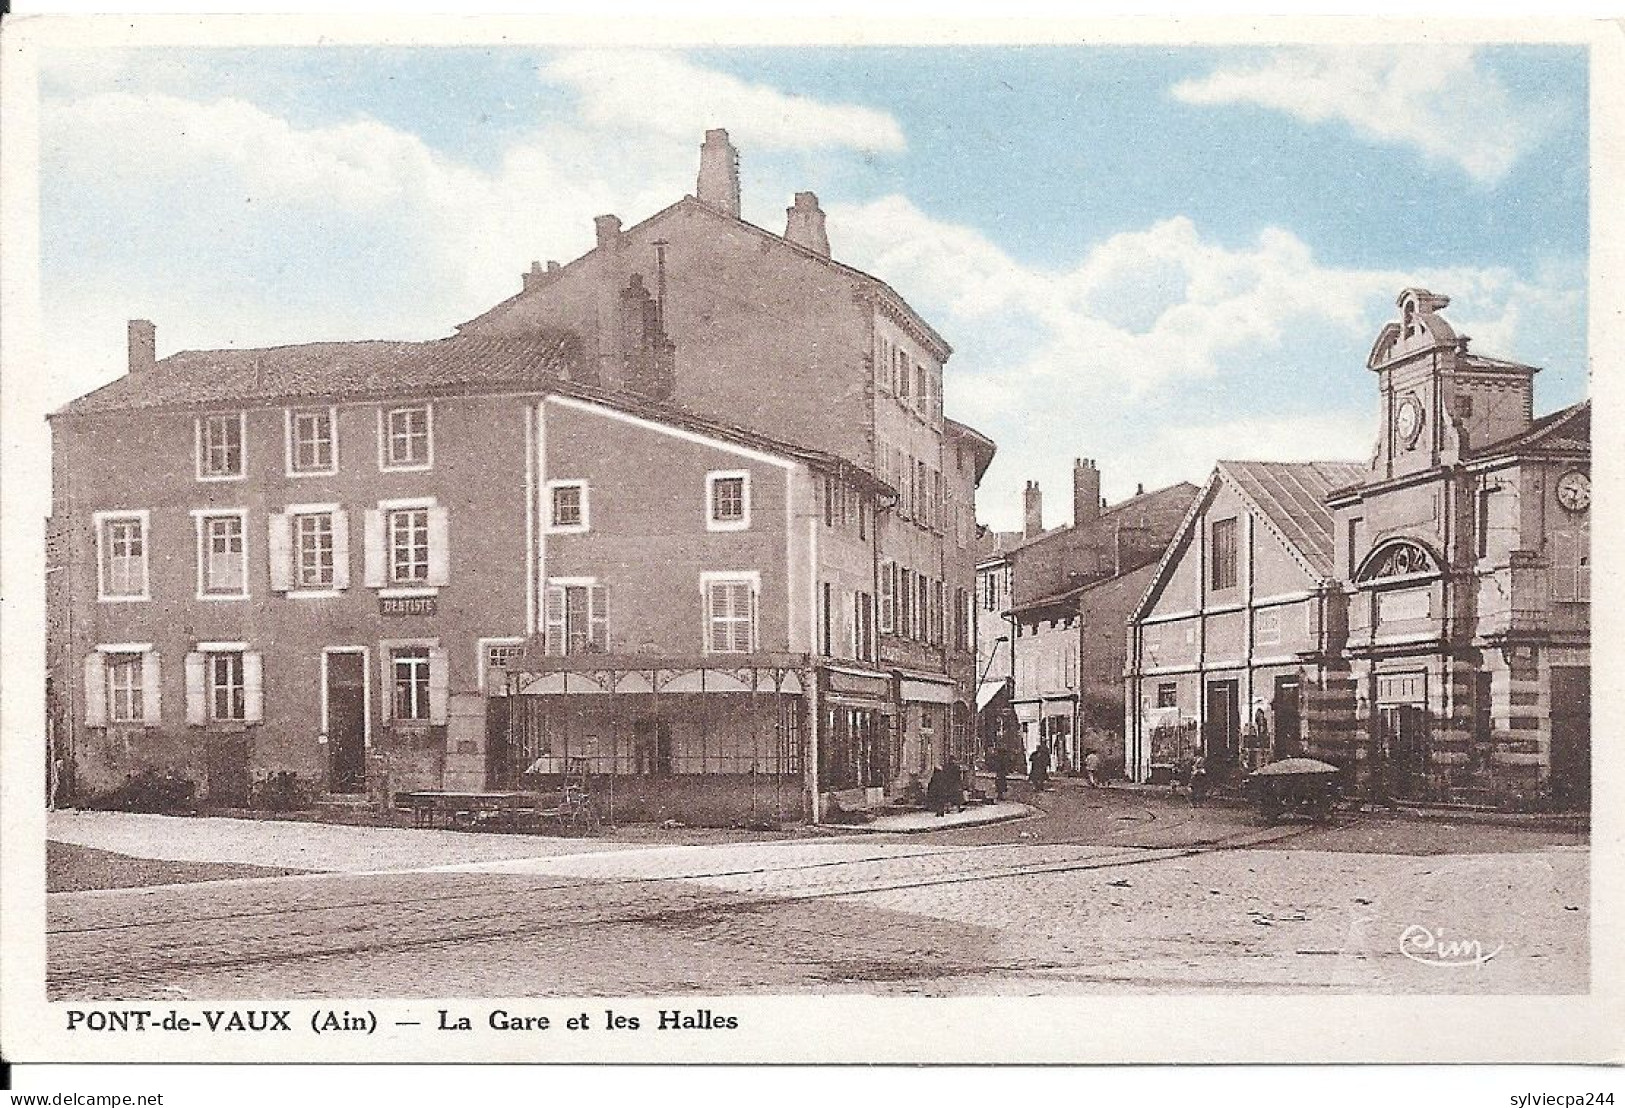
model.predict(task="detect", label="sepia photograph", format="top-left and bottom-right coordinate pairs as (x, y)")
top-left (0, 14), bottom-right (1617, 1075)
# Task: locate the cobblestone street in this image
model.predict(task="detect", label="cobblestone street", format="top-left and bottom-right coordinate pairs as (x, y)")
top-left (47, 784), bottom-right (1588, 999)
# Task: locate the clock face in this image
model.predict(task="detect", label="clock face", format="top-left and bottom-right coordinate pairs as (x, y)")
top-left (1395, 396), bottom-right (1424, 447)
top-left (1556, 470), bottom-right (1591, 513)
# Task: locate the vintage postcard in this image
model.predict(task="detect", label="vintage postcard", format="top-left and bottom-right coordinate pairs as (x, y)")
top-left (0, 14), bottom-right (1619, 1072)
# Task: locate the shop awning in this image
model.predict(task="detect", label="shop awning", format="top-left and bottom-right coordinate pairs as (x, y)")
top-left (899, 676), bottom-right (956, 704)
top-left (976, 680), bottom-right (1009, 712)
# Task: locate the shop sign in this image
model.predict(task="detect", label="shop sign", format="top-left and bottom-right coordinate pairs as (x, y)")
top-left (381, 595), bottom-right (437, 617)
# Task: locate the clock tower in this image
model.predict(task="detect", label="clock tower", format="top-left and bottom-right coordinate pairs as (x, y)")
top-left (1364, 288), bottom-right (1539, 482)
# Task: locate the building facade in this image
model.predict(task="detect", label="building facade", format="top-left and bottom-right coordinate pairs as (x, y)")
top-left (1124, 461), bottom-right (1362, 784)
top-left (1125, 290), bottom-right (1590, 806)
top-left (47, 130), bottom-right (996, 822)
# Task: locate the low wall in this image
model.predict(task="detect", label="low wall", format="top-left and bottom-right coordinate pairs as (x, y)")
top-left (527, 772), bottom-right (806, 827)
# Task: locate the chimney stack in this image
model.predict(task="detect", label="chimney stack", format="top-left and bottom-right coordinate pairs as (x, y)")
top-left (1023, 480), bottom-right (1043, 539)
top-left (594, 215), bottom-right (623, 251)
top-left (1073, 457), bottom-right (1101, 527)
top-left (696, 129), bottom-right (741, 218)
top-left (784, 191), bottom-right (830, 256)
top-left (127, 319), bottom-right (155, 375)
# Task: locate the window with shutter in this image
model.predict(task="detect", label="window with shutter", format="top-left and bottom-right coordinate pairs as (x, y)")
top-left (704, 577), bottom-right (756, 654)
top-left (879, 559), bottom-right (895, 634)
top-left (105, 653), bottom-right (144, 723)
top-left (544, 582), bottom-right (609, 654)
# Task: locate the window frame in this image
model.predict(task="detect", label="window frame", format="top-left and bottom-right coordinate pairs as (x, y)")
top-left (1210, 516), bottom-right (1239, 592)
top-left (701, 571), bottom-right (759, 656)
top-left (104, 651), bottom-right (145, 724)
top-left (291, 509), bottom-right (337, 591)
top-left (378, 403), bottom-right (434, 472)
top-left (207, 650), bottom-right (247, 723)
top-left (545, 479), bottom-right (590, 534)
top-left (193, 508), bottom-right (249, 601)
top-left (478, 636), bottom-right (527, 694)
top-left (94, 509), bottom-right (151, 603)
top-left (195, 412), bottom-right (247, 482)
top-left (285, 405), bottom-right (339, 477)
top-left (386, 505), bottom-right (432, 586)
top-left (1156, 682), bottom-right (1178, 709)
top-left (390, 645), bottom-right (433, 722)
top-left (706, 470), bottom-right (751, 532)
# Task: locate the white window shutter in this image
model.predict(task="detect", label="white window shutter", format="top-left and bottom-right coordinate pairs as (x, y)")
top-left (588, 584), bottom-right (608, 651)
top-left (331, 510), bottom-right (351, 591)
top-left (267, 512), bottom-right (292, 592)
top-left (185, 652), bottom-right (206, 726)
top-left (378, 653), bottom-right (393, 725)
top-left (243, 652), bottom-right (264, 724)
top-left (363, 509), bottom-right (386, 587)
top-left (428, 647), bottom-right (449, 724)
top-left (544, 585), bottom-right (566, 655)
top-left (83, 652), bottom-right (107, 727)
top-left (426, 506), bottom-right (450, 587)
top-left (746, 584), bottom-right (759, 653)
top-left (141, 651), bottom-right (162, 726)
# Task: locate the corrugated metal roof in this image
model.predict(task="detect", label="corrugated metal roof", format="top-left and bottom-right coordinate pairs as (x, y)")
top-left (1218, 460), bottom-right (1366, 577)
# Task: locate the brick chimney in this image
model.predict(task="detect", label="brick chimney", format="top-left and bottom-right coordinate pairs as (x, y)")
top-left (127, 319), bottom-right (155, 374)
top-left (1023, 480), bottom-right (1043, 539)
top-left (1073, 457), bottom-right (1100, 527)
top-left (620, 273), bottom-right (676, 402)
top-left (696, 128), bottom-right (741, 218)
top-left (522, 260), bottom-right (563, 292)
top-left (594, 215), bottom-right (622, 251)
top-left (784, 191), bottom-right (830, 256)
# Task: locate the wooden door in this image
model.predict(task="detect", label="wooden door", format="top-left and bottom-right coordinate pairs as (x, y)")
top-left (326, 652), bottom-right (367, 794)
top-left (1549, 666), bottom-right (1590, 808)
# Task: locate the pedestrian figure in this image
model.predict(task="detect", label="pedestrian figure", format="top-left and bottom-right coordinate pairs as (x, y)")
top-left (1028, 742), bottom-right (1051, 793)
top-left (927, 758), bottom-right (963, 816)
top-left (993, 746), bottom-right (1010, 801)
top-left (1084, 749), bottom-right (1101, 788)
top-left (1189, 753), bottom-right (1209, 806)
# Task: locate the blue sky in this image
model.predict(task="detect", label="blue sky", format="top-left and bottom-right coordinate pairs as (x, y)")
top-left (35, 42), bottom-right (1589, 528)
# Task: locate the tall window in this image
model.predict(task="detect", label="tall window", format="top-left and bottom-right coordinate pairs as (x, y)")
top-left (917, 574), bottom-right (930, 642)
top-left (106, 653), bottom-right (144, 723)
top-left (382, 404), bottom-right (432, 469)
top-left (391, 647), bottom-right (431, 721)
top-left (293, 512), bottom-right (335, 589)
top-left (388, 508), bottom-right (430, 584)
top-left (97, 513), bottom-right (149, 600)
top-left (1211, 517), bottom-right (1238, 591)
top-left (289, 407), bottom-right (336, 474)
top-left (543, 583), bottom-right (608, 655)
top-left (198, 513), bottom-right (247, 597)
top-left (704, 576), bottom-right (756, 654)
top-left (820, 582), bottom-right (833, 656)
top-left (197, 413), bottom-right (245, 479)
top-left (879, 559), bottom-right (896, 634)
top-left (900, 568), bottom-right (914, 640)
top-left (854, 592), bottom-right (874, 661)
top-left (707, 472), bottom-right (749, 531)
top-left (209, 652), bottom-right (246, 722)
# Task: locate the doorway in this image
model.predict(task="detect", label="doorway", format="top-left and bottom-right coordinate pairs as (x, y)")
top-left (325, 651), bottom-right (367, 794)
top-left (634, 717), bottom-right (672, 776)
top-left (1204, 679), bottom-right (1240, 769)
top-left (1549, 666), bottom-right (1590, 809)
top-left (1380, 705), bottom-right (1428, 799)
top-left (1272, 676), bottom-right (1302, 758)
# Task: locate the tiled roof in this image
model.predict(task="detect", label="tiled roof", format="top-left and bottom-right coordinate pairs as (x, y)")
top-left (1218, 460), bottom-right (1367, 578)
top-left (1010, 482), bottom-right (1202, 556)
top-left (1471, 399), bottom-right (1590, 459)
top-left (53, 332), bottom-right (581, 417)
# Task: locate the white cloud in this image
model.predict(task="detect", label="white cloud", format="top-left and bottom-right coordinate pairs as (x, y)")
top-left (827, 196), bottom-right (1583, 530)
top-left (543, 50), bottom-right (907, 154)
top-left (1171, 47), bottom-right (1552, 184)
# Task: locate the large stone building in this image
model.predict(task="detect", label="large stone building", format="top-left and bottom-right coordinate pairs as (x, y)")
top-left (1126, 290), bottom-right (1590, 806)
top-left (46, 130), bottom-right (995, 822)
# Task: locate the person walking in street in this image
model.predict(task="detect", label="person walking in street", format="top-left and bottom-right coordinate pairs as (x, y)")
top-left (1028, 741), bottom-right (1051, 793)
top-left (927, 758), bottom-right (963, 817)
top-left (1084, 748), bottom-right (1101, 787)
top-left (1189, 753), bottom-right (1209, 806)
top-left (992, 745), bottom-right (1010, 801)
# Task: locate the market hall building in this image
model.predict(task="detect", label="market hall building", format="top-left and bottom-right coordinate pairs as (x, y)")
top-left (1125, 290), bottom-right (1590, 807)
top-left (46, 129), bottom-right (996, 824)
